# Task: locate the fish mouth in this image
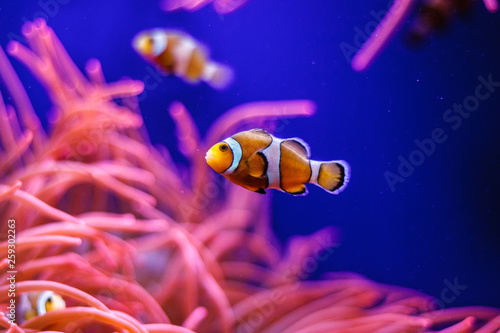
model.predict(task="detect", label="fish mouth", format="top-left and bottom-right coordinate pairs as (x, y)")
top-left (205, 150), bottom-right (213, 163)
top-left (205, 150), bottom-right (218, 171)
top-left (131, 33), bottom-right (147, 54)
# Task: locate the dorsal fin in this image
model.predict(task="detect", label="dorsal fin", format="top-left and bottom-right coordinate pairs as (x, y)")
top-left (249, 128), bottom-right (272, 138)
top-left (247, 152), bottom-right (268, 177)
top-left (282, 138), bottom-right (311, 158)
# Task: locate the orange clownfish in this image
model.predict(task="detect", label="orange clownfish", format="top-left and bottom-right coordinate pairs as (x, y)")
top-left (205, 129), bottom-right (350, 195)
top-left (18, 291), bottom-right (66, 323)
top-left (132, 29), bottom-right (233, 89)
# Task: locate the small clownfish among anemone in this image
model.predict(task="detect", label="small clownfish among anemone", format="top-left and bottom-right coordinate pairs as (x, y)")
top-left (206, 129), bottom-right (350, 195)
top-left (132, 29), bottom-right (233, 89)
top-left (18, 291), bottom-right (66, 323)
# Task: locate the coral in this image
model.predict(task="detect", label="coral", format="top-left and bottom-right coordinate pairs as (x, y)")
top-left (1, 18), bottom-right (500, 333)
top-left (351, 0), bottom-right (499, 72)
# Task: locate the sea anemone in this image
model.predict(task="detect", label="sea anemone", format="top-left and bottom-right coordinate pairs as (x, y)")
top-left (160, 0), bottom-right (251, 14)
top-left (1, 18), bottom-right (500, 333)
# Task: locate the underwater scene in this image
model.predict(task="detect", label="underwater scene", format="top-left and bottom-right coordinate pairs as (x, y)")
top-left (0, 0), bottom-right (499, 332)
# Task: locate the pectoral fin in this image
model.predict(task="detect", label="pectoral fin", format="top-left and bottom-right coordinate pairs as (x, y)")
top-left (247, 152), bottom-right (268, 178)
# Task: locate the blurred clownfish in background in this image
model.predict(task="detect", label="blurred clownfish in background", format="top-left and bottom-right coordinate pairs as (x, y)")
top-left (18, 291), bottom-right (66, 323)
top-left (206, 129), bottom-right (350, 195)
top-left (132, 29), bottom-right (233, 89)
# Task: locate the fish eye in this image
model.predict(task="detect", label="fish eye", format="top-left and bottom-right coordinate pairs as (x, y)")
top-left (219, 144), bottom-right (229, 152)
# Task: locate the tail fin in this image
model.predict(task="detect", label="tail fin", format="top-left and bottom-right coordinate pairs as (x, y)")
top-left (311, 160), bottom-right (350, 194)
top-left (202, 62), bottom-right (234, 89)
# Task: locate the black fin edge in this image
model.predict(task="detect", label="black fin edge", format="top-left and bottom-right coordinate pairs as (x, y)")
top-left (256, 152), bottom-right (268, 177)
top-left (288, 186), bottom-right (308, 196)
top-left (289, 139), bottom-right (310, 157)
top-left (255, 188), bottom-right (266, 194)
top-left (329, 163), bottom-right (346, 192)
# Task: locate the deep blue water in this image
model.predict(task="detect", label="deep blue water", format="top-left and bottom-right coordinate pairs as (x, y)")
top-left (1, 0), bottom-right (499, 309)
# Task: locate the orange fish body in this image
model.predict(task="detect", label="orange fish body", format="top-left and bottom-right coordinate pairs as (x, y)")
top-left (132, 29), bottom-right (233, 89)
top-left (206, 129), bottom-right (350, 195)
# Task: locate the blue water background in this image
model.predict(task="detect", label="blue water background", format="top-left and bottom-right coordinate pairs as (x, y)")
top-left (1, 0), bottom-right (499, 308)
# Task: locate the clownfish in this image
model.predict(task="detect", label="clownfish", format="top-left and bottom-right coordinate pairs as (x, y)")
top-left (205, 129), bottom-right (350, 195)
top-left (18, 291), bottom-right (66, 323)
top-left (132, 29), bottom-right (233, 89)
